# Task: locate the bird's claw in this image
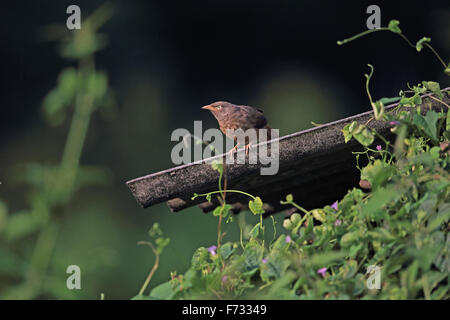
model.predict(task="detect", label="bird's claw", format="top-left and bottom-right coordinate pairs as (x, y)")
top-left (228, 143), bottom-right (239, 159)
top-left (245, 143), bottom-right (252, 156)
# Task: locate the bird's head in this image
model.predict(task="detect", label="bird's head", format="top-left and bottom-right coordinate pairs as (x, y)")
top-left (202, 101), bottom-right (236, 121)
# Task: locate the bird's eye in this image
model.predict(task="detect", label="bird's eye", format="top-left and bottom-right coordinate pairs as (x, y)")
top-left (216, 105), bottom-right (222, 110)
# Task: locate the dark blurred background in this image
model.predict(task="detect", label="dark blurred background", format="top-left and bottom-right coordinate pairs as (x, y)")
top-left (0, 0), bottom-right (449, 299)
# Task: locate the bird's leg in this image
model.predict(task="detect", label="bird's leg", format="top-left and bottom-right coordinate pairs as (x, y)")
top-left (228, 142), bottom-right (240, 159)
top-left (245, 143), bottom-right (252, 156)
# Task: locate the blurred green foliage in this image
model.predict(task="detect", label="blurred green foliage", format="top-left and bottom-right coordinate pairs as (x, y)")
top-left (0, 4), bottom-right (116, 299)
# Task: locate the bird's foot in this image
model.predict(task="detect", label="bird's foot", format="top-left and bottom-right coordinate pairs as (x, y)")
top-left (245, 143), bottom-right (252, 156)
top-left (228, 143), bottom-right (240, 159)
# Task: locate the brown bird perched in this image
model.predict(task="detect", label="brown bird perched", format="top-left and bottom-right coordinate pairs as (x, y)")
top-left (202, 101), bottom-right (273, 156)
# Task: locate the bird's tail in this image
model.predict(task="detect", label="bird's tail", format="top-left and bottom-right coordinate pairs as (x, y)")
top-left (260, 125), bottom-right (278, 141)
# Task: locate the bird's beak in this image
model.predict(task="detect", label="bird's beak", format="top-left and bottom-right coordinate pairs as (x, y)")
top-left (202, 105), bottom-right (215, 111)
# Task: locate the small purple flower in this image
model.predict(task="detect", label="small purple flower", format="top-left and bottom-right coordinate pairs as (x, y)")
top-left (285, 235), bottom-right (292, 243)
top-left (222, 275), bottom-right (228, 283)
top-left (389, 121), bottom-right (400, 126)
top-left (207, 245), bottom-right (217, 256)
top-left (331, 201), bottom-right (338, 211)
top-left (376, 145), bottom-right (382, 151)
top-left (262, 258), bottom-right (268, 264)
top-left (334, 219), bottom-right (342, 227)
top-left (317, 267), bottom-right (327, 278)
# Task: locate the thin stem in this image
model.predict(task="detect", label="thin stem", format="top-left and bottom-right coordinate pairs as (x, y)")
top-left (281, 201), bottom-right (309, 215)
top-left (422, 275), bottom-right (431, 300)
top-left (365, 64), bottom-right (375, 105)
top-left (137, 241), bottom-right (160, 296)
top-left (338, 25), bottom-right (448, 71)
top-left (239, 214), bottom-right (245, 250)
top-left (217, 211), bottom-right (223, 248)
top-left (196, 190), bottom-right (257, 200)
top-left (260, 214), bottom-right (264, 247)
top-left (428, 95), bottom-right (450, 109)
top-left (270, 216), bottom-right (277, 244)
top-left (210, 288), bottom-right (223, 300)
top-left (397, 33), bottom-right (416, 49)
top-left (22, 56), bottom-right (96, 299)
top-left (371, 127), bottom-right (392, 148)
top-left (423, 43), bottom-right (447, 69)
top-left (61, 56), bottom-right (95, 178)
top-left (294, 212), bottom-right (311, 234)
top-left (337, 28), bottom-right (389, 45)
top-left (216, 156), bottom-right (227, 248)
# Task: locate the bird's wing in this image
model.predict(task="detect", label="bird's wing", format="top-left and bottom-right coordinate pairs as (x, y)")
top-left (244, 105), bottom-right (267, 129)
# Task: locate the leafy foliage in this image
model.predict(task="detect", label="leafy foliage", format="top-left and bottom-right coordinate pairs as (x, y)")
top-left (137, 21), bottom-right (450, 298)
top-left (138, 86), bottom-right (449, 299)
top-left (0, 5), bottom-right (115, 299)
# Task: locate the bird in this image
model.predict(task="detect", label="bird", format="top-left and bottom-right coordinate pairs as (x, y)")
top-left (202, 101), bottom-right (273, 157)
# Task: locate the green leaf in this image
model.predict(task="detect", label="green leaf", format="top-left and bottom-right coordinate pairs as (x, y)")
top-left (149, 281), bottom-right (176, 300)
top-left (42, 68), bottom-right (80, 126)
top-left (388, 20), bottom-right (402, 34)
top-left (243, 241), bottom-right (264, 272)
top-left (272, 235), bottom-right (289, 250)
top-left (85, 71), bottom-right (108, 101)
top-left (447, 108), bottom-right (450, 132)
top-left (407, 260), bottom-right (419, 290)
top-left (212, 206), bottom-right (221, 216)
top-left (353, 125), bottom-right (375, 146)
top-left (379, 97), bottom-right (401, 105)
top-left (349, 243), bottom-right (364, 258)
top-left (342, 125), bottom-right (352, 143)
top-left (249, 223), bottom-right (261, 239)
top-left (430, 146), bottom-right (440, 160)
top-left (131, 294), bottom-right (154, 300)
top-left (371, 100), bottom-right (384, 120)
top-left (338, 260), bottom-right (358, 279)
top-left (445, 63), bottom-right (450, 76)
top-left (211, 160), bottom-right (223, 174)
top-left (308, 250), bottom-right (348, 267)
top-left (412, 111), bottom-right (439, 142)
top-left (342, 121), bottom-right (357, 143)
top-left (191, 247), bottom-right (210, 271)
top-left (415, 37), bottom-right (431, 52)
top-left (311, 209), bottom-right (326, 222)
top-left (0, 200), bottom-right (7, 232)
top-left (367, 228), bottom-right (396, 242)
top-left (399, 93), bottom-right (422, 107)
top-left (148, 223), bottom-right (163, 238)
top-left (282, 218), bottom-right (293, 230)
top-left (422, 81), bottom-right (443, 98)
top-left (426, 209), bottom-right (450, 232)
top-left (4, 210), bottom-right (39, 241)
top-left (283, 213), bottom-right (302, 231)
top-left (260, 251), bottom-right (290, 281)
top-left (340, 231), bottom-right (360, 247)
top-left (363, 185), bottom-right (401, 220)
top-left (343, 121), bottom-right (375, 146)
top-left (290, 213), bottom-right (302, 228)
top-left (213, 204), bottom-right (232, 217)
top-left (219, 242), bottom-right (235, 260)
top-left (361, 160), bottom-right (396, 190)
top-left (155, 237), bottom-right (170, 254)
top-left (249, 197), bottom-right (265, 215)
